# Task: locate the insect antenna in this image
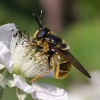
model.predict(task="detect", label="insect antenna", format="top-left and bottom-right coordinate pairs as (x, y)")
top-left (32, 10), bottom-right (43, 29)
top-left (39, 10), bottom-right (43, 29)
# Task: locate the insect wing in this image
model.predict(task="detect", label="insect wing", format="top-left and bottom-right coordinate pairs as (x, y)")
top-left (54, 47), bottom-right (91, 78)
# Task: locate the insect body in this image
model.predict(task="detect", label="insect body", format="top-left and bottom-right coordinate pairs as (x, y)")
top-left (31, 10), bottom-right (91, 80)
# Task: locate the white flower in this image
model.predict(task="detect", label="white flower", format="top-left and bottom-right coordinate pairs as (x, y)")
top-left (0, 23), bottom-right (68, 100)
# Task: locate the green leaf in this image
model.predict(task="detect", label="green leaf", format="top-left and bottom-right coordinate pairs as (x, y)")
top-left (2, 70), bottom-right (15, 87)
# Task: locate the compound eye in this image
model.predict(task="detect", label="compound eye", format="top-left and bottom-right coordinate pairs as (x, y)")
top-left (37, 30), bottom-right (45, 39)
top-left (37, 28), bottom-right (50, 39)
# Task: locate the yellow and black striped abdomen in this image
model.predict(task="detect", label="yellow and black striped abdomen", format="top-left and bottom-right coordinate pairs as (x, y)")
top-left (51, 53), bottom-right (71, 79)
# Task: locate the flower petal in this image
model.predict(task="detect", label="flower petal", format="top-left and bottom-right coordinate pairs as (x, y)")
top-left (0, 42), bottom-right (14, 73)
top-left (31, 83), bottom-right (68, 100)
top-left (13, 74), bottom-right (35, 93)
top-left (13, 74), bottom-right (68, 100)
top-left (16, 87), bottom-right (27, 100)
top-left (0, 23), bottom-right (19, 49)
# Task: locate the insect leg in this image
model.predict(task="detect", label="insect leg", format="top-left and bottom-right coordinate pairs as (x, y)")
top-left (30, 69), bottom-right (50, 83)
top-left (48, 52), bottom-right (54, 69)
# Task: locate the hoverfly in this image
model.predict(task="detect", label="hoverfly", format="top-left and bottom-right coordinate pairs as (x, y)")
top-left (30, 10), bottom-right (91, 82)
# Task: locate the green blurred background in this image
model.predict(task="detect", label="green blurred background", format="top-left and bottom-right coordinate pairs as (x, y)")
top-left (0, 0), bottom-right (100, 100)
